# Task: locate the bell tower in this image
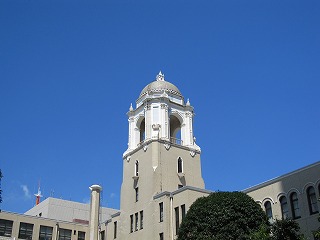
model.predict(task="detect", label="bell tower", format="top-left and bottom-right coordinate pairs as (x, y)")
top-left (124, 71), bottom-right (200, 154)
top-left (118, 72), bottom-right (205, 240)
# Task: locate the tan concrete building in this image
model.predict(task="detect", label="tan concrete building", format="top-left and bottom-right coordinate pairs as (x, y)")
top-left (107, 71), bottom-right (211, 240)
top-left (244, 161), bottom-right (320, 239)
top-left (0, 185), bottom-right (112, 240)
top-left (0, 72), bottom-right (319, 240)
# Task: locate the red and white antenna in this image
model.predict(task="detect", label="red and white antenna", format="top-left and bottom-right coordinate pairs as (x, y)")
top-left (34, 181), bottom-right (42, 205)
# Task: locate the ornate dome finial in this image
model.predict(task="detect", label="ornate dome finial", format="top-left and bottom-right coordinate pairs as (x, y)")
top-left (129, 103), bottom-right (133, 111)
top-left (156, 71), bottom-right (165, 81)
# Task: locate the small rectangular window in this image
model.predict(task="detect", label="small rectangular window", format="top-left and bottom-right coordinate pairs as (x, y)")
top-left (135, 187), bottom-right (139, 202)
top-left (135, 213), bottom-right (138, 231)
top-left (39, 225), bottom-right (53, 240)
top-left (153, 106), bottom-right (160, 123)
top-left (159, 232), bottom-right (164, 240)
top-left (130, 215), bottom-right (133, 233)
top-left (77, 231), bottom-right (85, 240)
top-left (140, 211), bottom-right (144, 230)
top-left (58, 228), bottom-right (72, 240)
top-left (135, 161), bottom-right (139, 177)
top-left (114, 221), bottom-right (117, 239)
top-left (19, 222), bottom-right (34, 240)
top-left (181, 204), bottom-right (186, 220)
top-left (159, 202), bottom-right (164, 222)
top-left (178, 158), bottom-right (183, 173)
top-left (100, 231), bottom-right (105, 240)
top-left (0, 219), bottom-right (14, 237)
top-left (175, 207), bottom-right (179, 235)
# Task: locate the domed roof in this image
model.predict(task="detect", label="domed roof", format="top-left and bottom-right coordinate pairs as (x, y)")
top-left (139, 72), bottom-right (182, 98)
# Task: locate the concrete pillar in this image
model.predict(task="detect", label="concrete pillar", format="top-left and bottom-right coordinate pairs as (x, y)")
top-left (89, 184), bottom-right (102, 240)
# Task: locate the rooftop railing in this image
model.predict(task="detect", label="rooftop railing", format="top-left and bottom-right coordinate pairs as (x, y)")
top-left (170, 137), bottom-right (183, 146)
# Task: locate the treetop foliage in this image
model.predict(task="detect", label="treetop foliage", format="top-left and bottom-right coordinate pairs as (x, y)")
top-left (177, 191), bottom-right (268, 240)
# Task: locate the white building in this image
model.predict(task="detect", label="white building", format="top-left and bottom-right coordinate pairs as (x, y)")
top-left (0, 72), bottom-right (319, 240)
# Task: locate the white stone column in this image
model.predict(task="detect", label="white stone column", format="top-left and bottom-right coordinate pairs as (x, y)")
top-left (89, 185), bottom-right (102, 240)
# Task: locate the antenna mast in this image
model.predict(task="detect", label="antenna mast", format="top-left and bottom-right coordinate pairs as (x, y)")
top-left (34, 181), bottom-right (43, 205)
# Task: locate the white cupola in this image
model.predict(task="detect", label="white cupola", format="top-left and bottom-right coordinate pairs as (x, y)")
top-left (124, 72), bottom-right (200, 156)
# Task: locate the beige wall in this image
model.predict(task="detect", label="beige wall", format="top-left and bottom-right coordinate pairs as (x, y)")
top-left (115, 139), bottom-right (206, 240)
top-left (244, 161), bottom-right (320, 239)
top-left (0, 211), bottom-right (88, 240)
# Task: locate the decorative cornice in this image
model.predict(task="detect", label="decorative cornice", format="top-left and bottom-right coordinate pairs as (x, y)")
top-left (153, 186), bottom-right (213, 200)
top-left (190, 150), bottom-right (196, 157)
top-left (164, 143), bottom-right (171, 150)
top-left (123, 139), bottom-right (201, 159)
top-left (143, 145), bottom-right (148, 152)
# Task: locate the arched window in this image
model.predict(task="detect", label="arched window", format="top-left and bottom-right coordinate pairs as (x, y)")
top-left (279, 196), bottom-right (289, 219)
top-left (170, 115), bottom-right (182, 145)
top-left (290, 192), bottom-right (301, 219)
top-left (264, 201), bottom-right (273, 220)
top-left (307, 186), bottom-right (319, 215)
top-left (177, 157), bottom-right (183, 173)
top-left (135, 160), bottom-right (139, 177)
top-left (139, 119), bottom-right (145, 143)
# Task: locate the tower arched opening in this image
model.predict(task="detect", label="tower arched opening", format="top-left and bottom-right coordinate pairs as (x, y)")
top-left (170, 115), bottom-right (182, 145)
top-left (138, 118), bottom-right (145, 143)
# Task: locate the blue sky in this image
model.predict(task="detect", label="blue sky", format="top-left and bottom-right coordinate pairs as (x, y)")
top-left (1, 1), bottom-right (319, 213)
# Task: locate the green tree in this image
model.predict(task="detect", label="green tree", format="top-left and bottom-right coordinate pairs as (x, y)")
top-left (177, 192), bottom-right (268, 240)
top-left (270, 219), bottom-right (304, 240)
top-left (249, 224), bottom-right (271, 240)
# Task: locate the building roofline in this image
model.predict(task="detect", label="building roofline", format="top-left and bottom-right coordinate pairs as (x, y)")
top-left (243, 161), bottom-right (320, 193)
top-left (111, 211), bottom-right (121, 218)
top-left (25, 197), bottom-right (119, 212)
top-left (1, 210), bottom-right (89, 226)
top-left (153, 186), bottom-right (212, 200)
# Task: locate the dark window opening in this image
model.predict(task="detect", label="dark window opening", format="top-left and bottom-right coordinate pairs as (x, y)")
top-left (135, 161), bottom-right (139, 177)
top-left (178, 158), bottom-right (183, 173)
top-left (77, 232), bottom-right (85, 240)
top-left (100, 231), bottom-right (105, 240)
top-left (114, 221), bottom-right (117, 239)
top-left (135, 187), bottom-right (139, 202)
top-left (130, 215), bottom-right (133, 233)
top-left (307, 186), bottom-right (319, 214)
top-left (175, 207), bottom-right (179, 235)
top-left (19, 222), bottom-right (34, 240)
top-left (135, 213), bottom-right (138, 231)
top-left (140, 211), bottom-right (144, 230)
top-left (0, 219), bottom-right (13, 237)
top-left (139, 119), bottom-right (145, 143)
top-left (279, 196), bottom-right (289, 220)
top-left (181, 204), bottom-right (186, 220)
top-left (290, 192), bottom-right (301, 219)
top-left (159, 202), bottom-right (164, 222)
top-left (58, 229), bottom-right (71, 240)
top-left (159, 232), bottom-right (164, 240)
top-left (39, 226), bottom-right (53, 240)
top-left (264, 201), bottom-right (273, 220)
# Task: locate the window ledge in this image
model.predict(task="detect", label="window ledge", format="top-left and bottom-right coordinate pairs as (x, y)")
top-left (132, 176), bottom-right (139, 180)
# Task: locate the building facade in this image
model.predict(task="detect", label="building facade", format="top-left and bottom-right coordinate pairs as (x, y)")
top-left (0, 72), bottom-right (319, 240)
top-left (101, 71), bottom-right (211, 240)
top-left (244, 161), bottom-right (320, 239)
